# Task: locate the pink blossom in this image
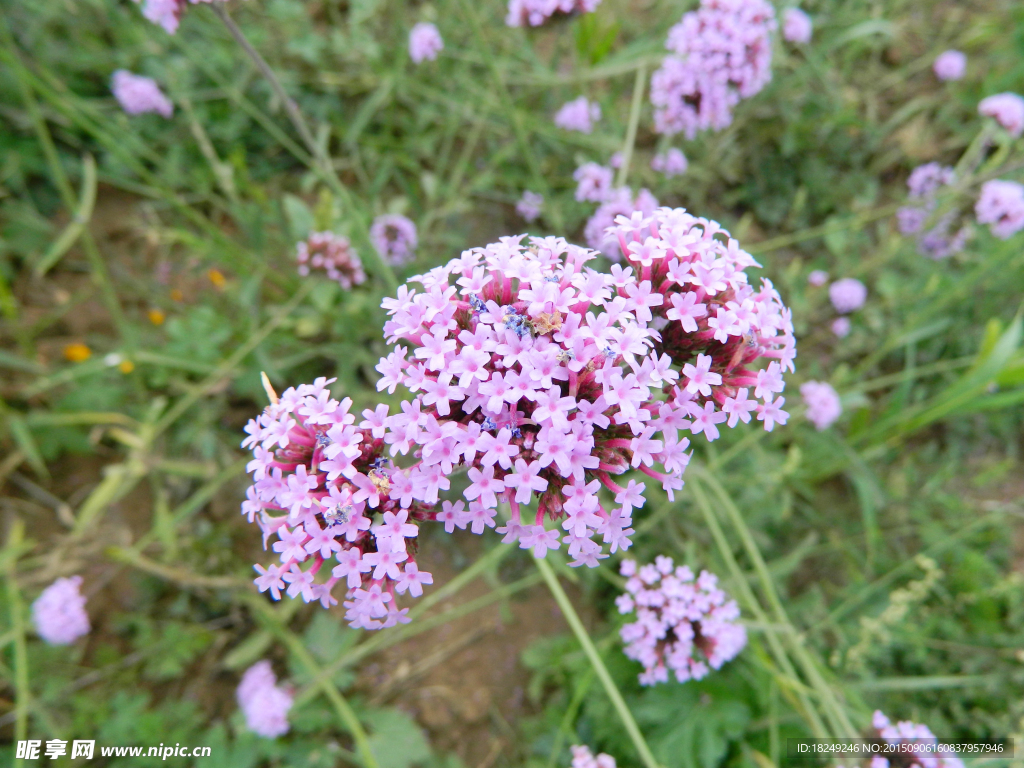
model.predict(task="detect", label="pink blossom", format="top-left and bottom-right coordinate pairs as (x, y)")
top-left (807, 270), bottom-right (829, 287)
top-left (650, 148), bottom-right (688, 177)
top-left (975, 179), bottom-right (1024, 239)
top-left (978, 92), bottom-right (1024, 137)
top-left (555, 97), bottom-right (601, 134)
top-left (618, 557), bottom-right (745, 685)
top-left (111, 70), bottom-right (173, 118)
top-left (506, 0), bottom-right (601, 27)
top-left (800, 381), bottom-right (841, 430)
top-left (933, 50), bottom-right (966, 81)
top-left (831, 317), bottom-right (851, 338)
top-left (782, 8), bottom-right (812, 44)
top-left (829, 277), bottom-right (867, 314)
top-left (584, 187), bottom-right (659, 259)
top-left (516, 191), bottom-right (544, 222)
top-left (866, 711), bottom-right (965, 768)
top-left (409, 22), bottom-right (443, 64)
top-left (370, 214), bottom-right (418, 266)
top-left (570, 745), bottom-right (617, 768)
top-left (237, 661), bottom-right (293, 738)
top-left (31, 576), bottom-right (90, 645)
top-left (296, 232), bottom-right (366, 289)
top-left (574, 162), bottom-right (614, 203)
top-left (651, 0), bottom-right (776, 137)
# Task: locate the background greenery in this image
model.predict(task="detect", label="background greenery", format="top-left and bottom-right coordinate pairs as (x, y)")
top-left (1, 0), bottom-right (1024, 766)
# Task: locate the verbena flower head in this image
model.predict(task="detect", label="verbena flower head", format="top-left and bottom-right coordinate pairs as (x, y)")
top-left (133, 0), bottom-right (223, 34)
top-left (571, 745), bottom-right (616, 768)
top-left (651, 0), bottom-right (776, 137)
top-left (374, 210), bottom-right (794, 567)
top-left (782, 8), bottom-right (812, 44)
top-left (617, 557), bottom-right (746, 685)
top-left (31, 576), bottom-right (90, 645)
top-left (896, 164), bottom-right (969, 259)
top-left (800, 381), bottom-right (841, 430)
top-left (807, 270), bottom-right (829, 287)
top-left (866, 711), bottom-right (965, 768)
top-left (574, 162), bottom-right (615, 203)
top-left (296, 231), bottom-right (366, 289)
top-left (370, 214), bottom-right (418, 266)
top-left (516, 191), bottom-right (545, 223)
top-left (584, 188), bottom-right (659, 259)
top-left (237, 660), bottom-right (293, 738)
top-left (240, 377), bottom-right (434, 629)
top-left (651, 148), bottom-right (688, 178)
top-left (933, 50), bottom-right (966, 81)
top-left (111, 70), bottom-right (173, 118)
top-left (831, 317), bottom-right (851, 338)
top-left (555, 97), bottom-right (601, 134)
top-left (506, 0), bottom-right (601, 27)
top-left (409, 22), bottom-right (443, 63)
top-left (975, 179), bottom-right (1024, 239)
top-left (829, 278), bottom-right (866, 314)
top-left (978, 92), bottom-right (1024, 137)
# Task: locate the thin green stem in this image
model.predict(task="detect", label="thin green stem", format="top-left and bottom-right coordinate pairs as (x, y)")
top-left (5, 521), bottom-right (30, 750)
top-left (615, 65), bottom-right (647, 189)
top-left (534, 557), bottom-right (663, 768)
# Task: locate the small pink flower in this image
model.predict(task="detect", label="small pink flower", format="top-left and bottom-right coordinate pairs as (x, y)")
top-left (111, 70), bottom-right (173, 118)
top-left (807, 270), bottom-right (829, 287)
top-left (554, 97), bottom-right (601, 134)
top-left (829, 277), bottom-right (867, 314)
top-left (782, 8), bottom-right (813, 44)
top-left (831, 317), bottom-right (851, 338)
top-left (32, 576), bottom-right (90, 645)
top-left (370, 214), bottom-right (418, 266)
top-left (506, 0), bottom-right (601, 27)
top-left (409, 22), bottom-right (443, 64)
top-left (978, 92), bottom-right (1024, 137)
top-left (933, 50), bottom-right (966, 81)
top-left (516, 191), bottom-right (544, 222)
top-left (237, 661), bottom-right (293, 738)
top-left (800, 381), bottom-right (841, 430)
top-left (975, 179), bottom-right (1024, 239)
top-left (650, 148), bottom-right (688, 177)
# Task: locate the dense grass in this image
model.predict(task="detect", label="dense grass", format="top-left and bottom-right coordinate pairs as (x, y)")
top-left (1, 0), bottom-right (1024, 766)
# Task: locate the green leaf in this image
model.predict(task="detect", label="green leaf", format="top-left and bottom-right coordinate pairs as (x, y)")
top-left (283, 193), bottom-right (315, 241)
top-left (366, 709), bottom-right (433, 768)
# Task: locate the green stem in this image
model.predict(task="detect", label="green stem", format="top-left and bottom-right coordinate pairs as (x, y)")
top-left (534, 557), bottom-right (662, 768)
top-left (5, 521), bottom-right (30, 750)
top-left (615, 65), bottom-right (647, 189)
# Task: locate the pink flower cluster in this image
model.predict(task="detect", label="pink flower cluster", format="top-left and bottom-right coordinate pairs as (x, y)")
top-left (584, 187), bottom-right (659, 259)
top-left (978, 93), bottom-right (1024, 137)
top-left (370, 214), bottom-right (418, 266)
top-left (506, 0), bottom-right (601, 28)
top-left (373, 211), bottom-right (794, 568)
top-left (829, 278), bottom-right (866, 314)
top-left (111, 70), bottom-right (173, 118)
top-left (574, 162), bottom-right (615, 203)
top-left (650, 0), bottom-right (776, 137)
top-left (133, 0), bottom-right (223, 35)
top-left (236, 661), bottom-right (294, 738)
top-left (555, 97), bottom-right (601, 134)
top-left (896, 163), bottom-right (969, 260)
top-left (296, 231), bottom-right (366, 289)
top-left (933, 50), bottom-right (966, 81)
top-left (807, 270), bottom-right (829, 287)
top-left (517, 191), bottom-right (545, 222)
top-left (241, 377), bottom-right (435, 629)
top-left (409, 22), bottom-right (444, 64)
top-left (616, 557), bottom-right (746, 685)
top-left (862, 711), bottom-right (965, 768)
top-left (975, 179), bottom-right (1024, 239)
top-left (31, 576), bottom-right (90, 646)
top-left (800, 381), bottom-right (841, 430)
top-left (782, 8), bottom-right (813, 44)
top-left (651, 148), bottom-right (688, 178)
top-left (571, 745), bottom-right (616, 768)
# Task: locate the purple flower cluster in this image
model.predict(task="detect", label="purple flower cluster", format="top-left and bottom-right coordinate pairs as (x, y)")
top-left (862, 711), bottom-right (965, 768)
top-left (975, 180), bottom-right (1024, 239)
top-left (373, 212), bottom-right (794, 568)
top-left (571, 745), bottom-right (616, 768)
top-left (555, 97), bottom-right (601, 134)
top-left (370, 214), bottom-right (418, 266)
top-left (241, 377), bottom-right (435, 629)
top-left (236, 661), bottom-right (294, 738)
top-left (616, 557), bottom-right (746, 685)
top-left (896, 163), bottom-right (969, 260)
top-left (782, 8), bottom-right (813, 44)
top-left (651, 148), bottom-right (688, 178)
top-left (133, 0), bottom-right (223, 35)
top-left (829, 278), bottom-right (867, 314)
top-left (978, 93), bottom-right (1024, 137)
top-left (31, 576), bottom-right (90, 646)
top-left (517, 191), bottom-right (545, 222)
top-left (296, 231), bottom-right (366, 289)
top-left (111, 70), bottom-right (173, 118)
top-left (409, 22), bottom-right (444, 64)
top-left (506, 0), bottom-right (601, 28)
top-left (583, 187), bottom-right (659, 259)
top-left (800, 381), bottom-right (841, 430)
top-left (933, 50), bottom-right (966, 81)
top-left (650, 0), bottom-right (776, 137)
top-left (574, 162), bottom-right (615, 203)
